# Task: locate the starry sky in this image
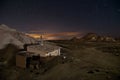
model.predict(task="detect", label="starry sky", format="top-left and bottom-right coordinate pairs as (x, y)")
top-left (0, 0), bottom-right (120, 38)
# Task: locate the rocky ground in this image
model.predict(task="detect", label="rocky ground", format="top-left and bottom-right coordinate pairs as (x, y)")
top-left (0, 41), bottom-right (120, 80)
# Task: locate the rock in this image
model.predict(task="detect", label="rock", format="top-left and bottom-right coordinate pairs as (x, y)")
top-left (35, 72), bottom-right (40, 75)
top-left (95, 69), bottom-right (100, 72)
top-left (87, 70), bottom-right (94, 74)
top-left (118, 76), bottom-right (120, 79)
top-left (106, 75), bottom-right (111, 79)
top-left (115, 53), bottom-right (119, 56)
top-left (106, 71), bottom-right (109, 74)
top-left (30, 70), bottom-right (33, 73)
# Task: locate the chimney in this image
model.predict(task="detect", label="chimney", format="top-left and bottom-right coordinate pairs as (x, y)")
top-left (40, 35), bottom-right (44, 46)
top-left (23, 44), bottom-right (28, 51)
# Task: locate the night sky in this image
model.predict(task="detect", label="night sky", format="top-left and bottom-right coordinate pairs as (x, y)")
top-left (0, 0), bottom-right (120, 37)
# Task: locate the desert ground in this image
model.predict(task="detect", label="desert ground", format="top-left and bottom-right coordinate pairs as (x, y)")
top-left (0, 41), bottom-right (120, 80)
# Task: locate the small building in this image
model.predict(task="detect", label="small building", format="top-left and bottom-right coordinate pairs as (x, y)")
top-left (16, 42), bottom-right (61, 68)
top-left (16, 51), bottom-right (41, 69)
top-left (16, 35), bottom-right (61, 68)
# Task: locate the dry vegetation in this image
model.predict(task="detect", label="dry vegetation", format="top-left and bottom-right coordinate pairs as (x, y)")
top-left (0, 41), bottom-right (120, 80)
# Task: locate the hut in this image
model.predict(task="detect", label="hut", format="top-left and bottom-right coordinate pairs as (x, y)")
top-left (16, 42), bottom-right (61, 68)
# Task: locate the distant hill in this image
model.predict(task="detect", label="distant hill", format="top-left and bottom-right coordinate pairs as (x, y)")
top-left (0, 24), bottom-right (37, 49)
top-left (81, 33), bottom-right (98, 41)
top-left (82, 33), bottom-right (116, 42)
top-left (71, 33), bottom-right (116, 42)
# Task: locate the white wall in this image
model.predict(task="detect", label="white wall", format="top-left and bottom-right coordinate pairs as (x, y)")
top-left (27, 46), bottom-right (61, 57)
top-left (46, 49), bottom-right (61, 56)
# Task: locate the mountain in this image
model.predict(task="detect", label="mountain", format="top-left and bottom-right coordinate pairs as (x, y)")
top-left (81, 33), bottom-right (116, 42)
top-left (0, 24), bottom-right (16, 32)
top-left (81, 33), bottom-right (98, 41)
top-left (0, 24), bottom-right (36, 49)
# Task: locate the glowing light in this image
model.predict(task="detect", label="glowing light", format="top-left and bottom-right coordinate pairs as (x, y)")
top-left (26, 32), bottom-right (81, 40)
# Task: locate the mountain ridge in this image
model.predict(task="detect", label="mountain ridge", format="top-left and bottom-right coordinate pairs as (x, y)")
top-left (0, 24), bottom-right (37, 49)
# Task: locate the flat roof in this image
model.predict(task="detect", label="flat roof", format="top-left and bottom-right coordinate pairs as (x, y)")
top-left (27, 42), bottom-right (60, 53)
